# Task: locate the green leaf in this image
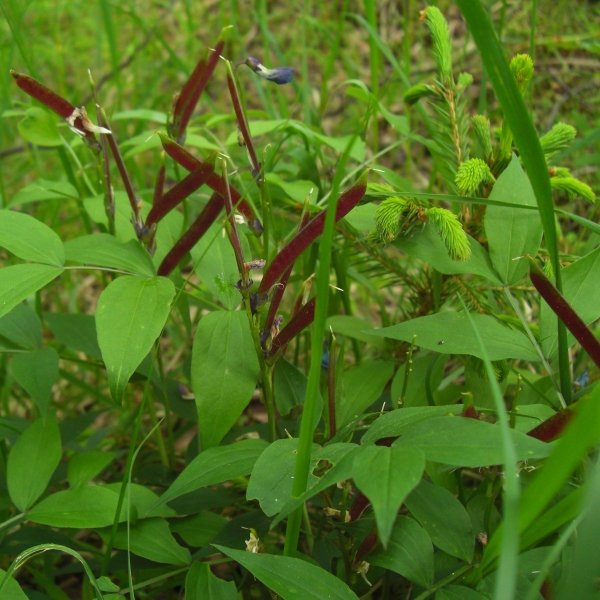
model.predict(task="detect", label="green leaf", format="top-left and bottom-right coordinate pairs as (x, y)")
top-left (112, 518), bottom-right (191, 565)
top-left (0, 568), bottom-right (28, 600)
top-left (362, 406), bottom-right (464, 445)
top-left (7, 414), bottom-right (61, 511)
top-left (45, 312), bottom-right (102, 359)
top-left (336, 359), bottom-right (395, 427)
top-left (247, 438), bottom-right (319, 516)
top-left (95, 275), bottom-right (175, 402)
top-left (191, 311), bottom-right (259, 448)
top-left (395, 226), bottom-right (501, 284)
top-left (326, 315), bottom-right (385, 347)
top-left (64, 234), bottom-right (156, 276)
top-left (394, 416), bottom-right (551, 467)
top-left (540, 245), bottom-right (600, 357)
top-left (0, 304), bottom-right (42, 350)
top-left (104, 482), bottom-right (175, 518)
top-left (435, 585), bottom-right (489, 600)
top-left (171, 511), bottom-right (228, 547)
top-left (406, 479), bottom-right (474, 562)
top-left (0, 209), bottom-right (64, 265)
top-left (0, 264), bottom-right (63, 320)
top-left (27, 486), bottom-right (128, 527)
top-left (9, 347), bottom-right (59, 418)
top-left (353, 445), bottom-right (425, 547)
top-left (156, 438), bottom-right (268, 508)
top-left (370, 311), bottom-right (538, 361)
top-left (190, 224), bottom-right (244, 310)
top-left (371, 515), bottom-right (434, 588)
top-left (266, 173), bottom-right (315, 204)
top-left (274, 358), bottom-right (307, 416)
top-left (484, 157), bottom-right (542, 284)
top-left (185, 562), bottom-right (238, 600)
top-left (17, 107), bottom-right (62, 146)
top-left (67, 451), bottom-right (114, 488)
top-left (9, 179), bottom-right (78, 208)
top-left (214, 545), bottom-right (359, 600)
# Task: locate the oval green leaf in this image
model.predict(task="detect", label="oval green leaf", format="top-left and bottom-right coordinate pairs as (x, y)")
top-left (95, 275), bottom-right (175, 402)
top-left (369, 311), bottom-right (538, 361)
top-left (406, 479), bottom-right (474, 562)
top-left (0, 209), bottom-right (64, 265)
top-left (9, 347), bottom-right (59, 418)
top-left (7, 414), bottom-right (61, 511)
top-left (371, 515), bottom-right (434, 588)
top-left (17, 107), bottom-right (62, 147)
top-left (352, 445), bottom-right (425, 547)
top-left (27, 486), bottom-right (128, 528)
top-left (191, 310), bottom-right (259, 448)
top-left (65, 234), bottom-right (155, 277)
top-left (185, 562), bottom-right (238, 600)
top-left (156, 438), bottom-right (268, 508)
top-left (214, 545), bottom-right (359, 600)
top-left (394, 416), bottom-right (551, 467)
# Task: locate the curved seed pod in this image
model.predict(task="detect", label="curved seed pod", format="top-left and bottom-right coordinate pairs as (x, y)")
top-left (258, 174), bottom-right (367, 294)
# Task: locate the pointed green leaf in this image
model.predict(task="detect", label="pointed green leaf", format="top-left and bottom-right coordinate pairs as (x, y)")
top-left (274, 358), bottom-right (308, 416)
top-left (171, 511), bottom-right (228, 547)
top-left (0, 304), bottom-right (42, 350)
top-left (156, 438), bottom-right (268, 508)
top-left (96, 275), bottom-right (175, 402)
top-left (394, 416), bottom-right (551, 467)
top-left (45, 312), bottom-right (101, 358)
top-left (370, 311), bottom-right (538, 361)
top-left (405, 479), bottom-right (474, 561)
top-left (9, 178), bottom-right (78, 208)
top-left (0, 209), bottom-right (64, 265)
top-left (191, 311), bottom-right (259, 448)
top-left (435, 585), bottom-right (489, 600)
top-left (27, 486), bottom-right (128, 527)
top-left (185, 562), bottom-right (238, 600)
top-left (0, 264), bottom-right (62, 320)
top-left (9, 347), bottom-right (59, 417)
top-left (67, 451), bottom-right (115, 488)
top-left (7, 414), bottom-right (61, 511)
top-left (112, 518), bottom-right (191, 565)
top-left (336, 360), bottom-right (395, 427)
top-left (64, 234), bottom-right (155, 277)
top-left (353, 445), bottom-right (425, 546)
top-left (371, 515), bottom-right (434, 588)
top-left (484, 156), bottom-right (542, 284)
top-left (214, 545), bottom-right (359, 600)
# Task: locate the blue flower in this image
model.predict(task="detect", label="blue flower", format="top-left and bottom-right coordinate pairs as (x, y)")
top-left (244, 57), bottom-right (294, 85)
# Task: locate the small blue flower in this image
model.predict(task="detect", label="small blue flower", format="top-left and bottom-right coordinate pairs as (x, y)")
top-left (244, 56), bottom-right (295, 85)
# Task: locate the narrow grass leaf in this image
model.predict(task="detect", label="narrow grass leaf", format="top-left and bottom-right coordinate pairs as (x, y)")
top-left (112, 518), bottom-right (191, 565)
top-left (8, 347), bottom-right (59, 417)
top-left (214, 545), bottom-right (359, 600)
top-left (7, 413), bottom-right (61, 511)
top-left (96, 275), bottom-right (175, 402)
top-left (185, 562), bottom-right (238, 600)
top-left (64, 234), bottom-right (155, 277)
top-left (191, 311), bottom-right (259, 448)
top-left (405, 479), bottom-right (474, 562)
top-left (0, 209), bottom-right (64, 265)
top-left (353, 445), bottom-right (425, 547)
top-left (394, 416), bottom-right (550, 467)
top-left (370, 312), bottom-right (538, 361)
top-left (156, 438), bottom-right (268, 508)
top-left (370, 515), bottom-right (434, 588)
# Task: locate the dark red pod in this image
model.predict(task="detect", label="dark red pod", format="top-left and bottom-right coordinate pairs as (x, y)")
top-left (527, 408), bottom-right (574, 442)
top-left (268, 298), bottom-right (316, 357)
top-left (258, 175), bottom-right (367, 294)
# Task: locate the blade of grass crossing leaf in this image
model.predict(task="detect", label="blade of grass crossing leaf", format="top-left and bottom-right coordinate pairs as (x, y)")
top-left (455, 0), bottom-right (571, 404)
top-left (460, 297), bottom-right (520, 600)
top-left (283, 139), bottom-right (361, 556)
